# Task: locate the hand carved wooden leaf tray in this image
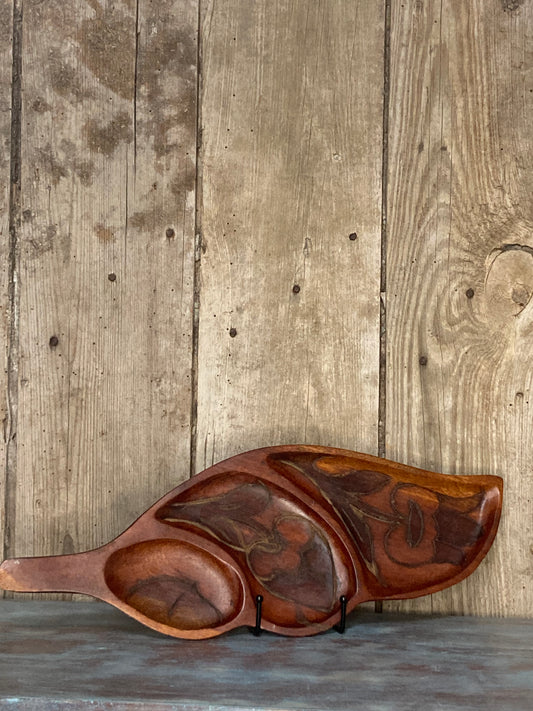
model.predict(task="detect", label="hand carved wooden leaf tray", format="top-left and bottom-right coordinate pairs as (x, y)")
top-left (0, 446), bottom-right (503, 639)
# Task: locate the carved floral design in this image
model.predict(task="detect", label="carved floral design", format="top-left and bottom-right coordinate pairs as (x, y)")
top-left (157, 478), bottom-right (337, 612)
top-left (269, 453), bottom-right (487, 586)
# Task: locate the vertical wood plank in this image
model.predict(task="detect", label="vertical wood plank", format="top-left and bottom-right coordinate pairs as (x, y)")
top-left (386, 0), bottom-right (533, 615)
top-left (197, 1), bottom-right (385, 470)
top-left (0, 0), bottom-right (14, 564)
top-left (8, 0), bottom-right (197, 567)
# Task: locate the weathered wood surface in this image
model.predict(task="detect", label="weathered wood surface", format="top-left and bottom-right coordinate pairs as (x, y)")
top-left (385, 0), bottom-right (533, 616)
top-left (195, 0), bottom-right (384, 469)
top-left (0, 0), bottom-right (14, 568)
top-left (5, 0), bottom-right (197, 576)
top-left (1, 601), bottom-right (533, 711)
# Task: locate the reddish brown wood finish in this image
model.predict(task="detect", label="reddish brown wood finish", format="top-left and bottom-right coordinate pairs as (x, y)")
top-left (0, 446), bottom-right (503, 638)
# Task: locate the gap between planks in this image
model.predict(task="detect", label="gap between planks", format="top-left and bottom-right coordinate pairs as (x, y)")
top-left (3, 0), bottom-right (23, 574)
top-left (189, 0), bottom-right (203, 481)
top-left (376, 0), bottom-right (392, 616)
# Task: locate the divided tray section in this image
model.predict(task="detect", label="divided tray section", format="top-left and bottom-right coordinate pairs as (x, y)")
top-left (104, 539), bottom-right (245, 637)
top-left (155, 471), bottom-right (356, 632)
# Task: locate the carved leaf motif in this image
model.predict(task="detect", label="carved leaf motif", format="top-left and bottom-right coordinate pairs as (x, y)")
top-left (268, 452), bottom-right (493, 585)
top-left (248, 516), bottom-right (336, 611)
top-left (432, 493), bottom-right (484, 566)
top-left (157, 479), bottom-right (337, 612)
top-left (385, 484), bottom-right (485, 569)
top-left (270, 454), bottom-right (393, 576)
top-left (158, 482), bottom-right (272, 549)
top-left (341, 506), bottom-right (375, 564)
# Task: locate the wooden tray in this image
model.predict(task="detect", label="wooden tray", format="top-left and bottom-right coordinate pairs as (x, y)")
top-left (0, 445), bottom-right (503, 639)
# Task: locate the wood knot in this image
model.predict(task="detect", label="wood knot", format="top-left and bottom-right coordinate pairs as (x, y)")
top-left (484, 244), bottom-right (533, 321)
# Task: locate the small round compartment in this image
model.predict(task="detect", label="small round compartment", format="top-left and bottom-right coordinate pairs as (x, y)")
top-left (105, 539), bottom-right (243, 631)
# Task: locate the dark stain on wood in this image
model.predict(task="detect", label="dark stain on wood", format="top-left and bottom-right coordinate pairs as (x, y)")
top-left (37, 145), bottom-right (68, 185)
top-left (95, 224), bottom-right (116, 243)
top-left (31, 97), bottom-right (52, 113)
top-left (502, 0), bottom-right (524, 11)
top-left (136, 2), bottom-right (197, 162)
top-left (129, 210), bottom-right (157, 231)
top-left (26, 223), bottom-right (71, 262)
top-left (74, 159), bottom-right (95, 187)
top-left (37, 143), bottom-right (95, 187)
top-left (79, 6), bottom-right (136, 100)
top-left (170, 164), bottom-right (196, 195)
top-left (48, 47), bottom-right (86, 101)
top-left (84, 112), bottom-right (133, 156)
top-left (28, 226), bottom-right (56, 258)
top-left (129, 201), bottom-right (186, 231)
top-left (61, 532), bottom-right (75, 555)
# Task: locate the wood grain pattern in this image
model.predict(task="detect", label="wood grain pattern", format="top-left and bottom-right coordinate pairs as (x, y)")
top-left (8, 0), bottom-right (197, 573)
top-left (385, 0), bottom-right (533, 616)
top-left (0, 446), bottom-right (503, 637)
top-left (0, 0), bottom-right (14, 566)
top-left (196, 0), bottom-right (385, 469)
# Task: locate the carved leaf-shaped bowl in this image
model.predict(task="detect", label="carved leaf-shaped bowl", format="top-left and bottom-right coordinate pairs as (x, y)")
top-left (0, 446), bottom-right (503, 638)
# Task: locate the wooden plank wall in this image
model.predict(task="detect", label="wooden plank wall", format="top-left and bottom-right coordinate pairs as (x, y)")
top-left (3, 0), bottom-right (198, 571)
top-left (385, 0), bottom-right (533, 617)
top-left (0, 0), bottom-right (14, 565)
top-left (1, 0), bottom-right (532, 617)
top-left (196, 1), bottom-right (384, 467)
